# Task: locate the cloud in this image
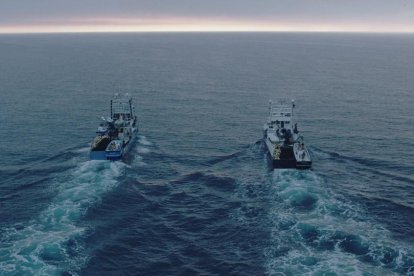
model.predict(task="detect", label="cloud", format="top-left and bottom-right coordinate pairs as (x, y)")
top-left (0, 0), bottom-right (413, 33)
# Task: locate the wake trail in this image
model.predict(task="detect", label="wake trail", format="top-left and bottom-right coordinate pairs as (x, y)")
top-left (265, 170), bottom-right (414, 275)
top-left (0, 160), bottom-right (126, 275)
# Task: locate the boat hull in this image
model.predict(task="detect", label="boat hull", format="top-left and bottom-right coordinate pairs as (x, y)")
top-left (296, 160), bottom-right (312, 169)
top-left (89, 151), bottom-right (108, 160)
top-left (265, 140), bottom-right (312, 170)
top-left (267, 153), bottom-right (312, 169)
top-left (264, 100), bottom-right (312, 170)
top-left (90, 133), bottom-right (137, 161)
top-left (272, 158), bottom-right (297, 169)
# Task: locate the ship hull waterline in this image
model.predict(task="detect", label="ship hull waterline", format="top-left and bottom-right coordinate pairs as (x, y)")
top-left (90, 133), bottom-right (137, 161)
top-left (266, 149), bottom-right (312, 170)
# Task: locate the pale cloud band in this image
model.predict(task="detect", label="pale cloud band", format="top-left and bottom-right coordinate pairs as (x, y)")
top-left (0, 0), bottom-right (413, 33)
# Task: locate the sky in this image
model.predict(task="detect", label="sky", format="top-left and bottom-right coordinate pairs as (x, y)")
top-left (0, 0), bottom-right (413, 33)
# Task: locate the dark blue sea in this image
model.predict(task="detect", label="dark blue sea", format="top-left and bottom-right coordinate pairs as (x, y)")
top-left (0, 33), bottom-right (413, 275)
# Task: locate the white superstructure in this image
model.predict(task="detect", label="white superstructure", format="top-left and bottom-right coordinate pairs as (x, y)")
top-left (263, 100), bottom-right (312, 169)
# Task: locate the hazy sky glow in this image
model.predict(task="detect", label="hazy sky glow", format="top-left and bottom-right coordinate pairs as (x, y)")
top-left (0, 0), bottom-right (413, 33)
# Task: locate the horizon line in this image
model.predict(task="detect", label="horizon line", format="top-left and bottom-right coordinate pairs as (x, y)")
top-left (1, 21), bottom-right (414, 35)
top-left (1, 30), bottom-right (414, 35)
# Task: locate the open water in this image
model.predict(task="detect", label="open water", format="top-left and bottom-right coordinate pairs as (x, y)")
top-left (0, 33), bottom-right (413, 275)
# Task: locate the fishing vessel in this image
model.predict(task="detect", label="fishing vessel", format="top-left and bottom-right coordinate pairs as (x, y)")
top-left (90, 93), bottom-right (138, 161)
top-left (263, 100), bottom-right (312, 169)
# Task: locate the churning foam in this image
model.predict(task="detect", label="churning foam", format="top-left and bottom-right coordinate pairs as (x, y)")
top-left (0, 160), bottom-right (126, 275)
top-left (137, 147), bottom-right (151, 154)
top-left (133, 135), bottom-right (152, 166)
top-left (138, 136), bottom-right (152, 146)
top-left (265, 170), bottom-right (414, 275)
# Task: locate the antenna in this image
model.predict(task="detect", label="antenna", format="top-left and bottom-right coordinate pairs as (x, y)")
top-left (268, 100), bottom-right (272, 115)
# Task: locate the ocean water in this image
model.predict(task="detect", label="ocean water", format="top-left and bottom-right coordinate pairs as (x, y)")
top-left (0, 33), bottom-right (413, 275)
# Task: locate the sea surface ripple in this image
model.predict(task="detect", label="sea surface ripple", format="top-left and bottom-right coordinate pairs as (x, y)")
top-left (0, 33), bottom-right (413, 275)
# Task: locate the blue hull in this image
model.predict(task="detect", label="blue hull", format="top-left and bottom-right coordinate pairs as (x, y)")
top-left (89, 151), bottom-right (108, 160)
top-left (90, 135), bottom-right (137, 161)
